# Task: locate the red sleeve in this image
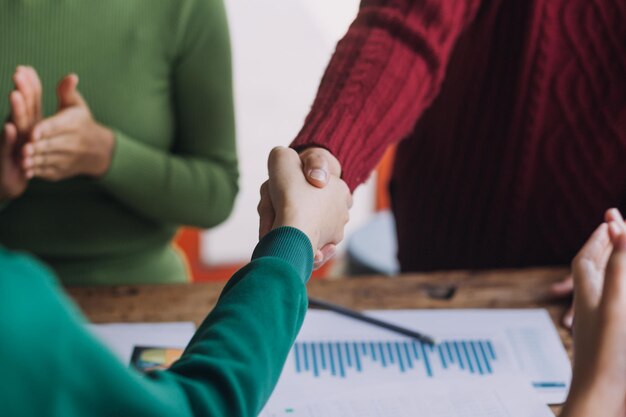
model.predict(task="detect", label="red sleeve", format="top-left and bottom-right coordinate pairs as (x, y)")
top-left (291, 0), bottom-right (482, 191)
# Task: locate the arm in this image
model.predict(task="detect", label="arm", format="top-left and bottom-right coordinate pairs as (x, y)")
top-left (0, 147), bottom-right (351, 417)
top-left (99, 0), bottom-right (238, 227)
top-left (17, 0), bottom-right (238, 228)
top-left (291, 0), bottom-right (482, 191)
top-left (0, 228), bottom-right (310, 417)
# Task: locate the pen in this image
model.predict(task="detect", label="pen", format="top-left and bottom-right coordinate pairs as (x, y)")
top-left (307, 296), bottom-right (436, 345)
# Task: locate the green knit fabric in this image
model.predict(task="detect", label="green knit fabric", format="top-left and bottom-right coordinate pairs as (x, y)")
top-left (0, 0), bottom-right (238, 285)
top-left (0, 227), bottom-right (313, 417)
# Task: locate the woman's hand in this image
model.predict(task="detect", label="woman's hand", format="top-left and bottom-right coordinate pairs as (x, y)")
top-left (0, 123), bottom-right (28, 202)
top-left (560, 209), bottom-right (626, 417)
top-left (551, 209), bottom-right (626, 329)
top-left (22, 74), bottom-right (115, 181)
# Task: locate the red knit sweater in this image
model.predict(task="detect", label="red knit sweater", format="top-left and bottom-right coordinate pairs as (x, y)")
top-left (292, 0), bottom-right (626, 271)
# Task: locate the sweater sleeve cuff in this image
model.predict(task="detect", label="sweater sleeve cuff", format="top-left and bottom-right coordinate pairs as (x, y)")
top-left (252, 227), bottom-right (314, 283)
top-left (99, 129), bottom-right (152, 189)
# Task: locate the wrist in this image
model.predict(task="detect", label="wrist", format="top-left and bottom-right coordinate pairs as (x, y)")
top-left (562, 381), bottom-right (626, 417)
top-left (91, 124), bottom-right (115, 177)
top-left (273, 213), bottom-right (320, 250)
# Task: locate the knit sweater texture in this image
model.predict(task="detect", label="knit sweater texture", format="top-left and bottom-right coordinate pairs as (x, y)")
top-left (0, 0), bottom-right (238, 284)
top-left (292, 0), bottom-right (626, 271)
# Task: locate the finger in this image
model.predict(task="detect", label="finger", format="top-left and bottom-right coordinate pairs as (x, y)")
top-left (551, 275), bottom-right (574, 297)
top-left (605, 208), bottom-right (624, 223)
top-left (2, 123), bottom-right (18, 156)
top-left (313, 244), bottom-right (337, 270)
top-left (10, 90), bottom-right (29, 133)
top-left (13, 68), bottom-right (35, 122)
top-left (22, 135), bottom-right (74, 170)
top-left (57, 73), bottom-right (86, 110)
top-left (31, 164), bottom-right (63, 181)
top-left (24, 152), bottom-right (67, 171)
top-left (24, 66), bottom-right (43, 120)
top-left (301, 150), bottom-right (330, 188)
top-left (601, 232), bottom-right (626, 307)
top-left (268, 146), bottom-right (302, 182)
top-left (32, 111), bottom-right (77, 141)
top-left (562, 304), bottom-right (574, 329)
top-left (572, 223), bottom-right (611, 307)
top-left (605, 208), bottom-right (626, 234)
top-left (258, 181), bottom-right (275, 239)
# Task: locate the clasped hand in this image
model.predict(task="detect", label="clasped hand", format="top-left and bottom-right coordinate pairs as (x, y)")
top-left (0, 66), bottom-right (114, 200)
top-left (260, 147), bottom-right (352, 260)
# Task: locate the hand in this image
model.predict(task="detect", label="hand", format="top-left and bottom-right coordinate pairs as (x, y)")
top-left (21, 74), bottom-right (115, 181)
top-left (551, 209), bottom-right (626, 329)
top-left (0, 123), bottom-right (28, 202)
top-left (10, 66), bottom-right (43, 137)
top-left (290, 146), bottom-right (344, 267)
top-left (258, 146), bottom-right (344, 269)
top-left (560, 210), bottom-right (626, 417)
top-left (262, 146), bottom-right (351, 253)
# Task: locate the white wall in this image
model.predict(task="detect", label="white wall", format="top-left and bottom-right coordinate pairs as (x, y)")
top-left (201, 0), bottom-right (377, 266)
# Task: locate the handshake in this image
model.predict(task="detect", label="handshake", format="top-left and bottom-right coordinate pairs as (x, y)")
top-left (258, 147), bottom-right (352, 263)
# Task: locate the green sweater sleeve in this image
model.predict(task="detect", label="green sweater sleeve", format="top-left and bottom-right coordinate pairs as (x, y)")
top-left (99, 0), bottom-right (238, 228)
top-left (0, 227), bottom-right (312, 417)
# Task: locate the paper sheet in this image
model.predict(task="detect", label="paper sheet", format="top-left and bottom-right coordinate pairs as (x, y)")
top-left (88, 322), bottom-right (196, 364)
top-left (263, 309), bottom-right (571, 409)
top-left (262, 378), bottom-right (553, 417)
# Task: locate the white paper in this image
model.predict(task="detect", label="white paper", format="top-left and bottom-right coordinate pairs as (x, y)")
top-left (262, 378), bottom-right (553, 417)
top-left (263, 309), bottom-right (571, 409)
top-left (88, 322), bottom-right (196, 364)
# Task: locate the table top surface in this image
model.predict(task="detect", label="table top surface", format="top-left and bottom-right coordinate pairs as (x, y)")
top-left (67, 266), bottom-right (572, 415)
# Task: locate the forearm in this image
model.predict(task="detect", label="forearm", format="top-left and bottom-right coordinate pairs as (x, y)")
top-left (291, 0), bottom-right (481, 190)
top-left (165, 227), bottom-right (312, 416)
top-left (100, 129), bottom-right (238, 227)
top-left (0, 227), bottom-right (312, 417)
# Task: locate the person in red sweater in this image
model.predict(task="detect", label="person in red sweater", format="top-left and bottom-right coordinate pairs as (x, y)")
top-left (260, 0), bottom-right (626, 327)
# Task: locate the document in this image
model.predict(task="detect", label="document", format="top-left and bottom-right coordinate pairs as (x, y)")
top-left (88, 322), bottom-right (196, 364)
top-left (262, 378), bottom-right (553, 417)
top-left (262, 309), bottom-right (571, 412)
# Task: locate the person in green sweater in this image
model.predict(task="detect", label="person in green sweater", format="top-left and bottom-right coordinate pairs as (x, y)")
top-left (0, 147), bottom-right (352, 416)
top-left (0, 147), bottom-right (626, 415)
top-left (0, 0), bottom-right (239, 285)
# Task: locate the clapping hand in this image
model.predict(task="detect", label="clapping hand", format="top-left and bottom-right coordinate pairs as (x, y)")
top-left (8, 66), bottom-right (115, 182)
top-left (560, 209), bottom-right (626, 417)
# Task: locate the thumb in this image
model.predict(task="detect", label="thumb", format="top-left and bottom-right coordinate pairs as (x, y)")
top-left (57, 74), bottom-right (86, 109)
top-left (300, 148), bottom-right (334, 188)
top-left (601, 229), bottom-right (626, 307)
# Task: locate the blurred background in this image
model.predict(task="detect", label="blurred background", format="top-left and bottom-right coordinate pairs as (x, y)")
top-left (178, 0), bottom-right (397, 281)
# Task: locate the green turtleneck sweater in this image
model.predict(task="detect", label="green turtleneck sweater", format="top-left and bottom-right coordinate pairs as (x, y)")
top-left (0, 227), bottom-right (311, 417)
top-left (0, 0), bottom-right (238, 285)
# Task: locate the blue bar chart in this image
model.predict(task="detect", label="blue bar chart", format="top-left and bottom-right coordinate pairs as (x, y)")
top-left (293, 339), bottom-right (497, 379)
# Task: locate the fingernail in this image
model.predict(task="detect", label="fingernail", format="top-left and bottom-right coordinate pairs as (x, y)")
top-left (609, 208), bottom-right (624, 221)
top-left (309, 169), bottom-right (327, 182)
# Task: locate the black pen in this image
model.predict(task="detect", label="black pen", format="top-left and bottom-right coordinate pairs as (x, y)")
top-left (308, 296), bottom-right (436, 345)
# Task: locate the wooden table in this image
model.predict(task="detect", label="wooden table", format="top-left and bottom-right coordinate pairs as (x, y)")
top-left (68, 266), bottom-right (572, 415)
